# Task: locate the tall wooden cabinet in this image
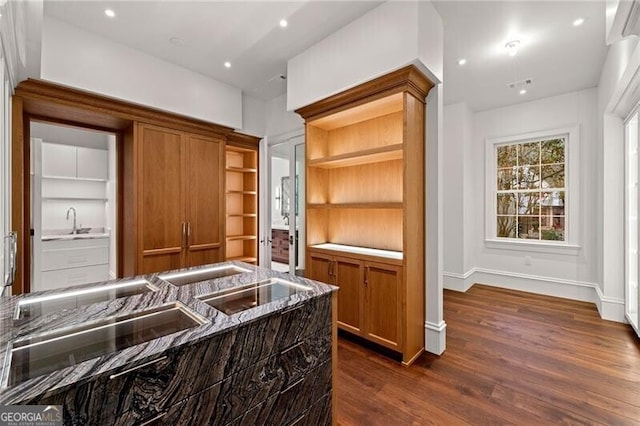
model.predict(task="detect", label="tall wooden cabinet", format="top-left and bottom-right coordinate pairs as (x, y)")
top-left (124, 123), bottom-right (225, 275)
top-left (297, 65), bottom-right (433, 365)
top-left (224, 134), bottom-right (260, 264)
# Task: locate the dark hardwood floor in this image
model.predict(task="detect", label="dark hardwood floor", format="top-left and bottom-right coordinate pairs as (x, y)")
top-left (336, 285), bottom-right (640, 425)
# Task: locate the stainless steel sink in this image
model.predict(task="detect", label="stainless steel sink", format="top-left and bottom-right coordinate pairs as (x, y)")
top-left (3, 303), bottom-right (208, 387)
top-left (198, 278), bottom-right (312, 315)
top-left (159, 265), bottom-right (251, 287)
top-left (15, 279), bottom-right (159, 320)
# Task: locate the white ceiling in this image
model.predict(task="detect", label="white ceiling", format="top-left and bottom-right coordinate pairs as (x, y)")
top-left (432, 1), bottom-right (608, 111)
top-left (44, 1), bottom-right (382, 101)
top-left (44, 1), bottom-right (608, 110)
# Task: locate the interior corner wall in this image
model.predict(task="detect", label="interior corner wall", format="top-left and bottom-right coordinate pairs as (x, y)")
top-left (265, 94), bottom-right (304, 139)
top-left (41, 16), bottom-right (243, 129)
top-left (468, 89), bottom-right (601, 305)
top-left (443, 103), bottom-right (466, 277)
top-left (242, 94), bottom-right (266, 137)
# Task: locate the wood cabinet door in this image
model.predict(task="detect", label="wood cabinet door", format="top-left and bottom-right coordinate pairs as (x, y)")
top-left (185, 134), bottom-right (224, 267)
top-left (306, 251), bottom-right (332, 285)
top-left (138, 124), bottom-right (185, 274)
top-left (363, 261), bottom-right (402, 351)
top-left (333, 256), bottom-right (364, 334)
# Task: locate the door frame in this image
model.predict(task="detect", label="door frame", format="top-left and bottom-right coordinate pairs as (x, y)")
top-left (260, 129), bottom-right (304, 274)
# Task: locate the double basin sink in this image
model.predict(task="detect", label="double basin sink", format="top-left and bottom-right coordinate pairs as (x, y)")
top-left (4, 265), bottom-right (312, 387)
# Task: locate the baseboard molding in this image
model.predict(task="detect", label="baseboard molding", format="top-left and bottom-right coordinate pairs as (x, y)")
top-left (425, 320), bottom-right (446, 355)
top-left (443, 267), bottom-right (626, 323)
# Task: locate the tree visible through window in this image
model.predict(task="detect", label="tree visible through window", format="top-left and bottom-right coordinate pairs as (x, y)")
top-left (496, 137), bottom-right (565, 241)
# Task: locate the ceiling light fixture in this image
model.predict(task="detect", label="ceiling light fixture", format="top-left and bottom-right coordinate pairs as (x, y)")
top-left (457, 58), bottom-right (467, 66)
top-left (224, 61), bottom-right (231, 69)
top-left (519, 89), bottom-right (527, 95)
top-left (573, 18), bottom-right (585, 27)
top-left (505, 40), bottom-right (521, 56)
top-left (104, 8), bottom-right (116, 18)
top-left (279, 19), bottom-right (288, 28)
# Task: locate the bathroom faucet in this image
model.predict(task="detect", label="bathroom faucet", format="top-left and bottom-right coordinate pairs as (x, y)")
top-left (66, 207), bottom-right (77, 234)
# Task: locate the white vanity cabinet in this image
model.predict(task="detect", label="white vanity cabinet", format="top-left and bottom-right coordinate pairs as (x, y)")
top-left (39, 238), bottom-right (110, 291)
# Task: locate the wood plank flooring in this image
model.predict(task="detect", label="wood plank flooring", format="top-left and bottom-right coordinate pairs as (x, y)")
top-left (336, 285), bottom-right (640, 425)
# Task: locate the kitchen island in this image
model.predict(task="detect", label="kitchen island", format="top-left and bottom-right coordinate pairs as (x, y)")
top-left (0, 262), bottom-right (337, 425)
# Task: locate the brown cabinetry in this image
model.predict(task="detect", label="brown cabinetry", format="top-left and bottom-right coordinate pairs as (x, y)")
top-left (299, 65), bottom-right (433, 365)
top-left (308, 249), bottom-right (402, 349)
top-left (125, 123), bottom-right (224, 275)
top-left (271, 229), bottom-right (289, 263)
top-left (225, 137), bottom-right (259, 264)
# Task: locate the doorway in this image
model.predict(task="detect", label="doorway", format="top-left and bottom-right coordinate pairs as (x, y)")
top-left (625, 111), bottom-right (640, 336)
top-left (30, 121), bottom-right (117, 292)
top-left (266, 136), bottom-right (305, 275)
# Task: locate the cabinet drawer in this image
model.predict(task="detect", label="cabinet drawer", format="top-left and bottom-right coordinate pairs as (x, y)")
top-left (228, 360), bottom-right (332, 426)
top-left (40, 265), bottom-right (109, 290)
top-left (41, 246), bottom-right (109, 271)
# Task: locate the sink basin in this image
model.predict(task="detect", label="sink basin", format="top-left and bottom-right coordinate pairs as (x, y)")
top-left (4, 303), bottom-right (208, 387)
top-left (15, 279), bottom-right (159, 320)
top-left (159, 265), bottom-right (251, 287)
top-left (70, 227), bottom-right (92, 235)
top-left (198, 278), bottom-right (312, 315)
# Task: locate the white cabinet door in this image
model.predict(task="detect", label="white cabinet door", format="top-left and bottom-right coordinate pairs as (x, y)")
top-left (77, 147), bottom-right (108, 180)
top-left (42, 143), bottom-right (76, 178)
top-left (40, 265), bottom-right (110, 291)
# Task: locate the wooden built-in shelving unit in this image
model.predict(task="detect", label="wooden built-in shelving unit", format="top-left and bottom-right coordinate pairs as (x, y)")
top-left (297, 65), bottom-right (433, 365)
top-left (225, 139), bottom-right (259, 265)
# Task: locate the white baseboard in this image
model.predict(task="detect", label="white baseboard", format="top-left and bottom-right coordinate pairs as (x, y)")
top-left (425, 320), bottom-right (446, 355)
top-left (443, 267), bottom-right (626, 323)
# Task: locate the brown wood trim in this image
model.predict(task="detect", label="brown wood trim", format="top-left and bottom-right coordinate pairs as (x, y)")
top-left (225, 132), bottom-right (261, 150)
top-left (295, 65), bottom-right (434, 122)
top-left (10, 97), bottom-right (25, 294)
top-left (15, 79), bottom-right (235, 137)
top-left (142, 247), bottom-right (183, 256)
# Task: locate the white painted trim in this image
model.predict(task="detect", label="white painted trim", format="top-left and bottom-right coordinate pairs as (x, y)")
top-left (484, 239), bottom-right (581, 255)
top-left (443, 268), bottom-right (626, 323)
top-left (425, 320), bottom-right (446, 356)
top-left (485, 126), bottom-right (580, 248)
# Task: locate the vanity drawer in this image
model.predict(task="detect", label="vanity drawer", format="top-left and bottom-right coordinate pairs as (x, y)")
top-left (41, 265), bottom-right (109, 290)
top-left (41, 246), bottom-right (109, 271)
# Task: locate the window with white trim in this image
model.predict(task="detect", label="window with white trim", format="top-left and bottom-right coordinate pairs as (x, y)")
top-left (486, 127), bottom-right (579, 249)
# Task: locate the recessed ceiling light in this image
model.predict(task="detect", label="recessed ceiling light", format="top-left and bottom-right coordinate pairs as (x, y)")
top-left (573, 18), bottom-right (585, 27)
top-left (224, 61), bottom-right (231, 69)
top-left (104, 9), bottom-right (115, 18)
top-left (519, 89), bottom-right (527, 95)
top-left (505, 40), bottom-right (521, 56)
top-left (458, 59), bottom-right (467, 66)
top-left (279, 19), bottom-right (288, 28)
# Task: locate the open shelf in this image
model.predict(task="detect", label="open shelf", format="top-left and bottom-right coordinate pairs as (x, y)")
top-left (226, 166), bottom-right (257, 173)
top-left (227, 213), bottom-right (257, 217)
top-left (226, 190), bottom-right (257, 195)
top-left (308, 143), bottom-right (403, 169)
top-left (307, 202), bottom-right (403, 209)
top-left (310, 243), bottom-right (403, 260)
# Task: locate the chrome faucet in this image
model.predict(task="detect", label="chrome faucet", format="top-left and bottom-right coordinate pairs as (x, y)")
top-left (66, 207), bottom-right (77, 234)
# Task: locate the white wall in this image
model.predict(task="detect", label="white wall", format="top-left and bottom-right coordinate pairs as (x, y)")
top-left (242, 94), bottom-right (266, 137)
top-left (31, 122), bottom-right (109, 150)
top-left (287, 0), bottom-right (443, 111)
top-left (265, 94), bottom-right (304, 139)
top-left (442, 102), bottom-right (474, 285)
top-left (41, 17), bottom-right (243, 129)
top-left (445, 89), bottom-right (603, 309)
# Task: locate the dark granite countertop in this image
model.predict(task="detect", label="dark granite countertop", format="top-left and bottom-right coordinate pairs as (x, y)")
top-left (0, 262), bottom-right (336, 404)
